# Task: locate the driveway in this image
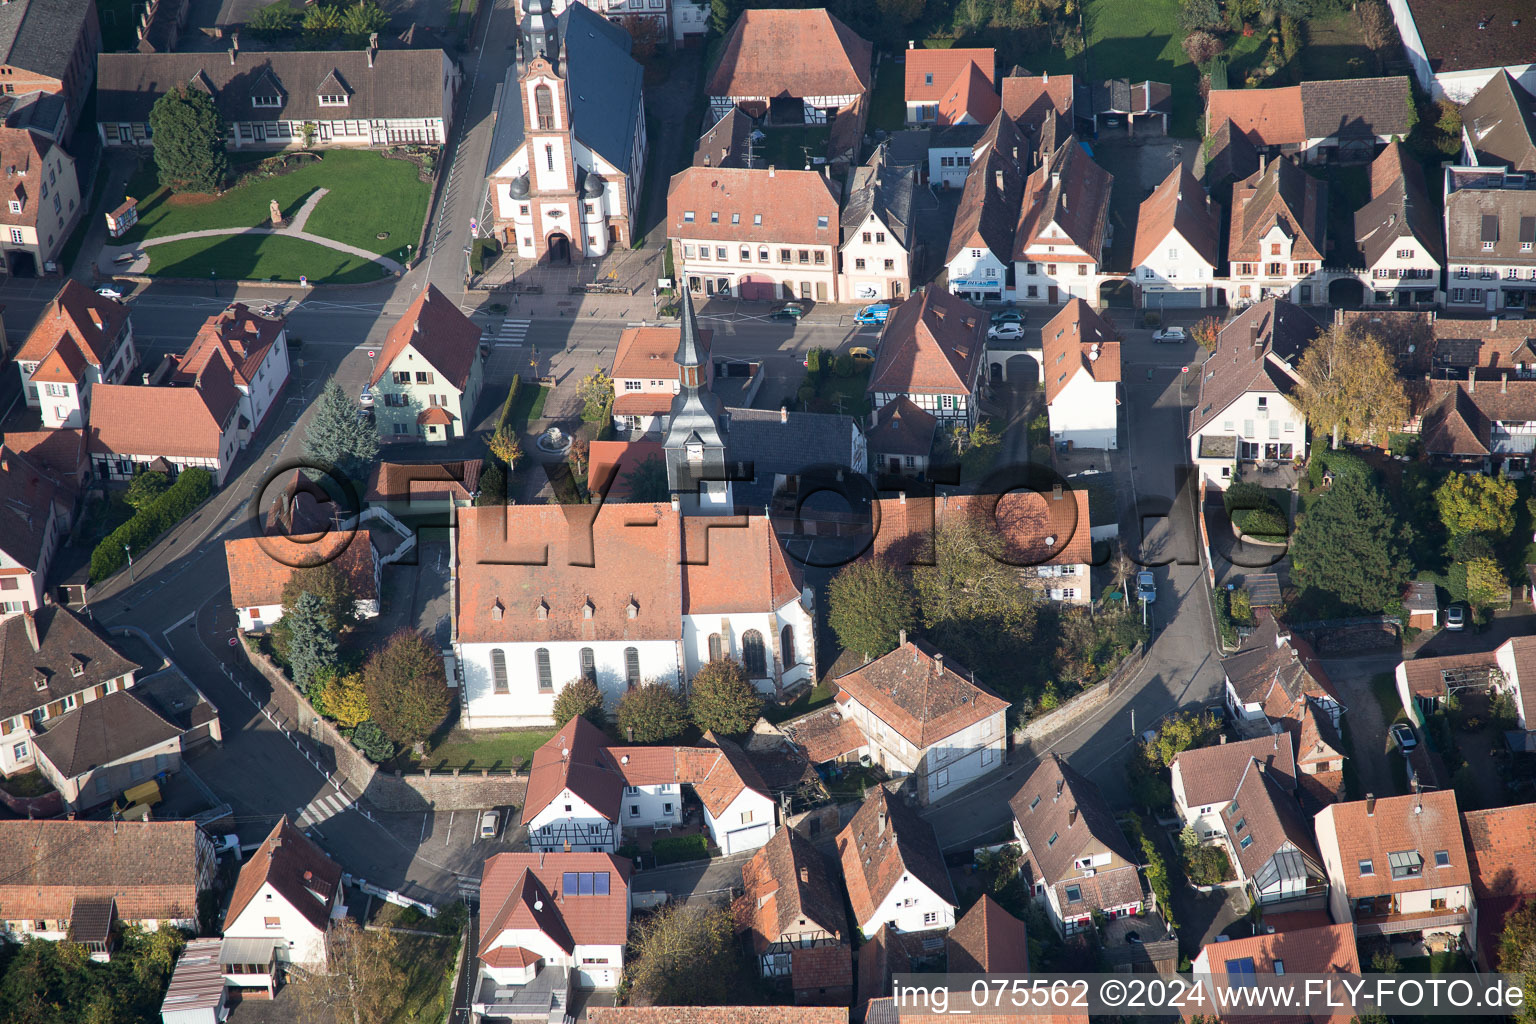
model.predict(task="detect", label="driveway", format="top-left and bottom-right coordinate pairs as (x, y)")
top-left (631, 851), bottom-right (753, 899)
top-left (1320, 651), bottom-right (1401, 799)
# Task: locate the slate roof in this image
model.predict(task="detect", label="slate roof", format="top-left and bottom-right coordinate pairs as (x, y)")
top-left (1460, 70), bottom-right (1536, 172)
top-left (945, 112), bottom-right (1024, 265)
top-left (947, 894), bottom-right (1029, 973)
top-left (97, 49), bottom-right (449, 125)
top-left (1221, 614), bottom-right (1340, 714)
top-left (1399, 0), bottom-right (1536, 75)
top-left (32, 688), bottom-right (183, 779)
top-left (224, 528), bottom-right (378, 609)
top-left (1041, 299), bottom-right (1122, 405)
top-left (1354, 142), bottom-right (1443, 268)
top-left (0, 446), bottom-right (69, 573)
top-left (0, 819), bottom-right (205, 923)
top-left (1173, 733), bottom-right (1296, 810)
top-left (371, 284), bottom-right (479, 390)
top-left (0, 0), bottom-right (93, 81)
top-left (707, 9), bottom-right (872, 99)
top-left (1014, 137), bottom-right (1113, 262)
top-left (87, 357), bottom-right (241, 461)
top-left (479, 851), bottom-right (631, 950)
top-left (726, 407), bottom-right (860, 507)
top-left (1444, 186), bottom-right (1536, 265)
top-left (1008, 755), bottom-right (1144, 914)
top-left (1229, 157), bottom-right (1329, 263)
top-left (667, 166), bottom-right (841, 247)
top-left (1299, 77), bottom-right (1411, 140)
top-left (740, 826), bottom-right (848, 953)
top-left (834, 640), bottom-right (1007, 750)
top-left (869, 288), bottom-right (985, 396)
top-left (1132, 164), bottom-right (1221, 269)
top-left (0, 605), bottom-right (140, 721)
top-left (867, 396), bottom-right (937, 458)
top-left (1188, 299), bottom-right (1321, 436)
top-left (226, 817), bottom-right (343, 933)
top-left (837, 787), bottom-right (955, 926)
top-left (1317, 790), bottom-right (1469, 899)
top-left (694, 107), bottom-right (761, 170)
top-left (841, 145), bottom-right (916, 251)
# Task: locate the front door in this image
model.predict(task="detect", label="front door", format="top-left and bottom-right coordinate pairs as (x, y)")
top-left (1048, 285), bottom-right (1058, 303)
top-left (889, 457), bottom-right (901, 472)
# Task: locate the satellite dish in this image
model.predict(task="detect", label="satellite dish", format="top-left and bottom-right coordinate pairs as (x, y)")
top-left (1044, 536), bottom-right (1056, 546)
top-left (621, 755), bottom-right (630, 764)
top-left (534, 899), bottom-right (544, 911)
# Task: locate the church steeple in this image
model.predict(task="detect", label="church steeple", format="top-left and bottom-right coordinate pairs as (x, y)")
top-left (663, 291), bottom-right (732, 514)
top-left (518, 0), bottom-right (559, 71)
top-left (675, 288), bottom-right (706, 390)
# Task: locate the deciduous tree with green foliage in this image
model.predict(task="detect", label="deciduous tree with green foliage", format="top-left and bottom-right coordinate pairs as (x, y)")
top-left (1499, 899), bottom-right (1536, 1021)
top-left (362, 629), bottom-right (450, 746)
top-left (689, 658), bottom-right (761, 735)
top-left (552, 676), bottom-right (606, 728)
top-left (301, 2), bottom-right (345, 46)
top-left (828, 558), bottom-right (917, 661)
top-left (578, 366), bottom-right (615, 424)
top-left (148, 86), bottom-right (228, 194)
top-left (340, 1), bottom-right (390, 44)
top-left (1290, 470), bottom-right (1413, 613)
top-left (125, 469), bottom-right (170, 510)
top-left (281, 557), bottom-right (359, 631)
top-left (1465, 557), bottom-right (1510, 611)
top-left (627, 902), bottom-right (741, 1006)
top-left (248, 0), bottom-right (300, 40)
top-left (616, 682), bottom-right (689, 743)
top-left (914, 516), bottom-right (1038, 687)
top-left (315, 669), bottom-right (370, 728)
top-left (1435, 472), bottom-right (1517, 538)
top-left (304, 378), bottom-right (381, 478)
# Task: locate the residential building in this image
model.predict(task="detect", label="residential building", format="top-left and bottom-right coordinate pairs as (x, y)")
top-left (1132, 164), bottom-right (1222, 309)
top-left (840, 144), bottom-right (916, 302)
top-left (222, 818), bottom-right (346, 970)
top-left (1171, 733), bottom-right (1296, 840)
top-left (173, 304), bottom-right (291, 443)
top-left (0, 0), bottom-right (100, 136)
top-left (87, 356), bottom-right (243, 486)
top-left (999, 71), bottom-right (1075, 149)
top-left (0, 604), bottom-right (140, 779)
top-left (362, 459), bottom-right (483, 521)
top-left (1459, 71), bottom-right (1536, 173)
top-left (668, 165), bottom-right (841, 302)
top-left (867, 288), bottom-right (986, 427)
top-left (726, 406), bottom-right (866, 513)
top-left (944, 113), bottom-right (1024, 302)
top-left (1187, 299), bottom-right (1320, 486)
top-left (161, 939), bottom-right (231, 1020)
top-left (904, 47), bottom-right (998, 126)
top-left (1384, 0), bottom-right (1536, 102)
top-left (0, 125), bottom-right (80, 277)
top-left (0, 446), bottom-right (73, 617)
top-left (0, 428), bottom-right (88, 492)
top-left (0, 819), bottom-right (215, 946)
top-left (1226, 157), bottom-right (1330, 306)
top-left (540, 0), bottom-right (699, 47)
top-left (224, 529), bottom-right (382, 633)
top-left (1354, 141), bottom-right (1443, 307)
top-left (1188, 923), bottom-right (1360, 1023)
top-left (740, 826), bottom-right (851, 1004)
top-left (1218, 758), bottom-right (1329, 911)
top-left (927, 122), bottom-right (985, 191)
top-left (1041, 299), bottom-right (1121, 450)
top-left (591, 1011), bottom-right (847, 1024)
top-left (1294, 702), bottom-right (1348, 809)
top-left (1205, 118), bottom-right (1262, 189)
top-left (521, 717), bottom-right (777, 855)
top-left (867, 396), bottom-right (938, 477)
top-left (1394, 650), bottom-right (1502, 729)
top-left (1408, 376), bottom-right (1536, 471)
top-left (369, 284), bottom-right (485, 443)
top-left (1009, 754), bottom-right (1144, 936)
top-left (1085, 79), bottom-right (1171, 135)
top-left (474, 851), bottom-right (630, 1015)
top-left (1314, 790), bottom-right (1473, 939)
top-left (1442, 167), bottom-right (1536, 314)
top-left (1219, 614), bottom-right (1343, 738)
top-left (14, 280), bottom-right (137, 430)
top-left (835, 787), bottom-right (957, 937)
top-left (485, 1), bottom-right (645, 262)
top-left (1463, 803), bottom-right (1536, 971)
top-left (705, 9), bottom-right (871, 124)
top-left (1013, 138), bottom-right (1114, 307)
top-left (96, 47), bottom-right (458, 149)
top-left (692, 107), bottom-right (761, 170)
top-left (946, 894), bottom-right (1029, 973)
top-left (832, 639), bottom-right (1008, 805)
top-left (1205, 77), bottom-right (1412, 162)
top-left (1494, 636), bottom-right (1536, 739)
top-left (608, 323), bottom-right (713, 436)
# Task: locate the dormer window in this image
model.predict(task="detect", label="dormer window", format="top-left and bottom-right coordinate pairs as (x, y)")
top-left (490, 600), bottom-right (504, 622)
top-left (319, 94), bottom-right (348, 107)
top-left (582, 598), bottom-right (594, 619)
top-left (535, 599), bottom-right (549, 620)
top-left (33, 672), bottom-right (46, 692)
top-left (7, 200), bottom-right (19, 214)
top-left (70, 657), bottom-right (84, 677)
top-left (252, 95), bottom-right (281, 108)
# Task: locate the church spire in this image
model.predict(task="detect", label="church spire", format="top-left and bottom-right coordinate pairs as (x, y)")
top-left (663, 290), bottom-right (731, 514)
top-left (675, 287), bottom-right (705, 390)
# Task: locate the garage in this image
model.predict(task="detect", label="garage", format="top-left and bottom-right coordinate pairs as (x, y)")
top-left (738, 274), bottom-right (776, 301)
top-left (1144, 288), bottom-right (1203, 309)
top-left (722, 822), bottom-right (772, 854)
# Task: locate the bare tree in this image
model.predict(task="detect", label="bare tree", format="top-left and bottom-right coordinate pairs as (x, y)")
top-left (290, 919), bottom-right (406, 1024)
top-left (1358, 0), bottom-right (1396, 61)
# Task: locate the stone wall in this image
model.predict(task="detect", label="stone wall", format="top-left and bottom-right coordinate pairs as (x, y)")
top-left (240, 645), bottom-right (380, 799)
top-left (1016, 643), bottom-right (1146, 749)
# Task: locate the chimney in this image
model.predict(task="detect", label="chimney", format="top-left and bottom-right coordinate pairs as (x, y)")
top-left (368, 31), bottom-right (379, 67)
top-left (1469, 373), bottom-right (1475, 393)
top-left (228, 45), bottom-right (236, 65)
top-left (626, 727), bottom-right (634, 742)
top-left (934, 653), bottom-right (944, 675)
top-left (1052, 482), bottom-right (1063, 500)
top-left (768, 164), bottom-right (775, 178)
top-left (1250, 323), bottom-right (1261, 346)
top-left (899, 629), bottom-right (907, 646)
top-left (1219, 733), bottom-right (1228, 744)
top-left (1055, 778), bottom-right (1064, 801)
top-left (878, 810), bottom-right (887, 835)
top-left (898, 490), bottom-right (906, 504)
top-left (1365, 793), bottom-right (1375, 816)
top-left (995, 168), bottom-right (1004, 193)
top-left (21, 612), bottom-right (38, 652)
top-left (800, 866), bottom-right (809, 883)
top-left (304, 870), bottom-right (313, 881)
top-left (1043, 71), bottom-right (1049, 83)
top-left (780, 406), bottom-right (788, 423)
top-left (1050, 171), bottom-right (1060, 191)
top-left (1068, 807), bottom-right (1078, 827)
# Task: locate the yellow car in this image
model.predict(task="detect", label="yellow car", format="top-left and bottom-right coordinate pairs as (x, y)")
top-left (848, 346), bottom-right (876, 366)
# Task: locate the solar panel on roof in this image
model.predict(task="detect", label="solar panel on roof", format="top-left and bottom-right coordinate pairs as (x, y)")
top-left (594, 871), bottom-right (609, 895)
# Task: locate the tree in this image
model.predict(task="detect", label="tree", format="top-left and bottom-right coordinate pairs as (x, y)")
top-left (627, 902), bottom-right (741, 1006)
top-left (622, 454), bottom-right (671, 503)
top-left (475, 461), bottom-right (507, 505)
top-left (340, 1), bottom-right (390, 44)
top-left (281, 558), bottom-right (359, 631)
top-left (350, 720), bottom-right (396, 762)
top-left (291, 919), bottom-right (406, 1024)
top-left (552, 676), bottom-right (606, 728)
top-left (279, 591), bottom-right (340, 688)
top-left (913, 515), bottom-right (1039, 686)
top-left (688, 659), bottom-right (761, 736)
top-left (362, 630), bottom-right (450, 746)
top-left (569, 438), bottom-right (591, 481)
top-left (248, 0), bottom-right (300, 40)
top-left (301, 2), bottom-right (345, 45)
top-left (1140, 711), bottom-right (1222, 769)
top-left (488, 425), bottom-right (523, 467)
top-left (1296, 322), bottom-right (1409, 449)
top-left (1433, 100), bottom-right (1463, 155)
top-left (578, 366), bottom-right (615, 424)
top-left (1191, 315), bottom-right (1222, 350)
top-left (304, 378), bottom-right (381, 479)
top-left (618, 14), bottom-right (665, 61)
top-left (316, 670), bottom-right (370, 728)
top-left (1178, 0), bottom-right (1221, 32)
top-left (1290, 471), bottom-right (1413, 613)
top-left (1435, 472), bottom-right (1517, 538)
top-left (1499, 899), bottom-right (1536, 1022)
top-left (828, 558), bottom-right (917, 661)
top-left (951, 417), bottom-right (1001, 455)
top-left (148, 87), bottom-right (228, 194)
top-left (1358, 0), bottom-right (1396, 55)
top-left (1182, 29), bottom-right (1223, 66)
top-left (616, 682), bottom-right (689, 743)
top-left (125, 469), bottom-right (170, 510)
top-left (1465, 557), bottom-right (1509, 611)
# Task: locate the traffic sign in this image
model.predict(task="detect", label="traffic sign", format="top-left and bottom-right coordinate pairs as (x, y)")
top-left (1182, 365), bottom-right (1189, 373)
top-left (470, 217), bottom-right (479, 235)
top-left (367, 350), bottom-right (376, 359)
top-left (299, 275), bottom-right (308, 288)
top-left (228, 637), bottom-right (238, 647)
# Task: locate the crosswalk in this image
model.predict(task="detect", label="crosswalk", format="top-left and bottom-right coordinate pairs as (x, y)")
top-left (295, 791), bottom-right (352, 828)
top-left (484, 317), bottom-right (529, 348)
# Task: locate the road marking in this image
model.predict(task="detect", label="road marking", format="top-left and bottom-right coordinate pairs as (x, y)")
top-left (164, 610), bottom-right (197, 633)
top-left (295, 791), bottom-right (351, 827)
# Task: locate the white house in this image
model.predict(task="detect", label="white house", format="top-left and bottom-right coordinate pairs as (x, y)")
top-left (607, 324), bottom-right (713, 437)
top-left (1042, 299), bottom-right (1120, 450)
top-left (927, 124), bottom-right (984, 191)
top-left (867, 288), bottom-right (986, 428)
top-left (87, 356), bottom-right (243, 487)
top-left (1382, 0), bottom-right (1536, 102)
top-left (1443, 166), bottom-right (1536, 315)
top-left (369, 284), bottom-right (485, 444)
top-left (1171, 733), bottom-right (1296, 840)
top-left (839, 144), bottom-right (916, 303)
top-left (1187, 299), bottom-right (1319, 488)
top-left (835, 787), bottom-right (957, 937)
top-left (1225, 157), bottom-right (1330, 307)
top-left (14, 280), bottom-right (137, 430)
top-left (221, 818), bottom-right (347, 971)
top-left (1013, 138), bottom-right (1115, 307)
top-left (830, 638), bottom-right (1008, 805)
top-left (904, 47), bottom-right (997, 126)
top-left (1494, 636), bottom-right (1536, 736)
top-left (1131, 165), bottom-right (1222, 310)
top-left (1354, 142), bottom-right (1443, 307)
top-left (1220, 615), bottom-right (1344, 738)
top-left (943, 113), bottom-right (1023, 303)
top-left (224, 529), bottom-right (382, 634)
top-left (475, 852), bottom-right (630, 1009)
top-left (175, 304), bottom-right (291, 441)
top-left (1009, 755), bottom-right (1145, 937)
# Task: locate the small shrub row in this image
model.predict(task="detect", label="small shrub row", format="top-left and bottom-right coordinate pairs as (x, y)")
top-left (90, 468), bottom-right (213, 581)
top-left (651, 833), bottom-right (710, 866)
top-left (496, 374), bottom-right (522, 433)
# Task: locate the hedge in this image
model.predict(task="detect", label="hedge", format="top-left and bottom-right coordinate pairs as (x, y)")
top-left (496, 374), bottom-right (522, 433)
top-left (651, 833), bottom-right (710, 866)
top-left (90, 467), bottom-right (214, 581)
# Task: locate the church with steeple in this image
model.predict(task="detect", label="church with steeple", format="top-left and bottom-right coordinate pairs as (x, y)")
top-left (663, 290), bottom-right (734, 514)
top-left (484, 0), bottom-right (647, 264)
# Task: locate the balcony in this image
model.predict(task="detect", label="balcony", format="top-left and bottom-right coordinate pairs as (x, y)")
top-left (1352, 905), bottom-right (1470, 937)
top-left (474, 965), bottom-right (569, 1023)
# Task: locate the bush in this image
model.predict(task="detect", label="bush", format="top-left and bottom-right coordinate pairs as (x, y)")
top-left (833, 353), bottom-right (854, 378)
top-left (805, 348), bottom-right (825, 375)
top-left (616, 682), bottom-right (689, 743)
top-left (496, 374), bottom-right (522, 432)
top-left (91, 467), bottom-right (214, 581)
top-left (351, 720), bottom-right (396, 763)
top-left (552, 676), bottom-right (606, 728)
top-left (471, 236), bottom-right (501, 274)
top-left (1179, 826), bottom-right (1232, 885)
top-left (651, 833), bottom-right (710, 865)
top-left (124, 469), bottom-right (170, 510)
top-left (1182, 29), bottom-right (1223, 65)
top-left (1239, 506), bottom-right (1289, 538)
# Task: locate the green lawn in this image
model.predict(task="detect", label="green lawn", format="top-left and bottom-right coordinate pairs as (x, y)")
top-left (145, 234), bottom-right (389, 285)
top-left (119, 150), bottom-right (429, 256)
top-left (764, 681), bottom-right (835, 724)
top-left (652, 834), bottom-right (711, 865)
top-left (422, 727), bottom-right (556, 771)
top-left (387, 934), bottom-right (460, 1024)
top-left (869, 56), bottom-right (906, 133)
top-left (1299, 11), bottom-right (1375, 81)
top-left (503, 384), bottom-right (551, 433)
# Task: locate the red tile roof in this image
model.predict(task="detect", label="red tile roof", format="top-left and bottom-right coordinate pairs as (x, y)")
top-left (364, 459), bottom-right (483, 505)
top-left (0, 819), bottom-right (205, 923)
top-left (946, 895), bottom-right (1029, 973)
top-left (681, 515), bottom-right (803, 615)
top-left (2, 429), bottom-right (88, 487)
top-left (1463, 803), bottom-right (1536, 900)
top-left (836, 787), bottom-right (955, 926)
top-left (868, 288), bottom-right (985, 396)
top-left (1206, 87), bottom-right (1305, 147)
top-left (740, 826), bottom-right (848, 953)
top-left (1191, 923), bottom-right (1358, 1024)
top-left (871, 489), bottom-right (1093, 571)
top-left (177, 303), bottom-right (285, 389)
top-left (591, 1010), bottom-right (846, 1024)
top-left (0, 128), bottom-right (59, 232)
top-left (1132, 164), bottom-right (1222, 269)
top-left (937, 62), bottom-right (1001, 126)
top-left (1317, 790), bottom-right (1469, 899)
top-left (906, 48), bottom-right (995, 103)
top-left (1015, 138), bottom-right (1113, 262)
top-left (944, 113), bottom-right (1025, 265)
top-left (224, 528), bottom-right (377, 609)
top-left (833, 639), bottom-right (1007, 749)
top-left (667, 166), bottom-right (840, 248)
top-left (87, 357), bottom-right (240, 460)
top-left (707, 9), bottom-right (872, 99)
top-left (792, 943), bottom-right (853, 993)
top-left (478, 851), bottom-right (631, 950)
top-left (1228, 157), bottom-right (1328, 264)
top-left (226, 818), bottom-right (342, 933)
top-left (369, 283), bottom-right (480, 390)
top-left (1000, 72), bottom-right (1075, 130)
top-left (779, 703), bottom-right (868, 764)
top-left (866, 1003), bottom-right (1084, 1024)
top-left (15, 279), bottom-right (132, 369)
top-left (1172, 732), bottom-right (1296, 810)
top-left (417, 406), bottom-right (455, 426)
top-left (586, 440), bottom-right (666, 501)
top-left (1041, 299), bottom-right (1122, 404)
top-left (612, 325), bottom-right (712, 381)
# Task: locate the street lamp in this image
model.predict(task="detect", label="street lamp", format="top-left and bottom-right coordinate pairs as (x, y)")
top-left (210, 269), bottom-right (217, 297)
top-left (123, 544), bottom-right (134, 582)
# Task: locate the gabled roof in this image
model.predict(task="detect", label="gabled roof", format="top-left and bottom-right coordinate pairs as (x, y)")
top-left (707, 9), bottom-right (872, 100)
top-left (944, 112), bottom-right (1024, 265)
top-left (32, 688), bottom-right (183, 779)
top-left (15, 279), bottom-right (132, 369)
top-left (833, 639), bottom-right (1008, 750)
top-left (371, 284), bottom-right (479, 390)
top-left (1195, 923), bottom-right (1359, 1023)
top-left (479, 851), bottom-right (631, 951)
top-left (1220, 614), bottom-right (1340, 712)
top-left (1207, 86), bottom-right (1304, 146)
top-left (1, 429), bottom-right (87, 487)
top-left (1412, 377), bottom-right (1536, 456)
top-left (526, 716), bottom-right (626, 821)
top-left (999, 72), bottom-right (1075, 131)
top-left (1462, 802), bottom-right (1536, 901)
top-left (905, 48), bottom-right (995, 104)
top-left (0, 0), bottom-right (94, 81)
top-left (364, 459), bottom-right (484, 506)
top-left (1461, 70), bottom-right (1536, 173)
top-left (666, 166), bottom-right (841, 247)
top-left (611, 325), bottom-right (712, 381)
top-left (946, 895), bottom-right (1028, 973)
top-left (870, 488), bottom-right (1094, 570)
top-left (1298, 77), bottom-right (1412, 141)
top-left (0, 445), bottom-right (68, 572)
top-left (1014, 137), bottom-right (1113, 261)
top-left (0, 126), bottom-right (58, 230)
top-left (226, 817), bottom-right (342, 932)
top-left (868, 288), bottom-right (985, 396)
top-left (0, 819), bottom-right (204, 922)
top-left (0, 604), bottom-right (141, 720)
top-left (1228, 157), bottom-right (1329, 263)
top-left (1091, 79), bottom-right (1171, 117)
top-left (937, 62), bottom-right (1001, 127)
top-left (1219, 759), bottom-right (1322, 886)
top-left (693, 107), bottom-right (761, 170)
top-left (1354, 142), bottom-right (1443, 268)
top-left (841, 144), bottom-right (916, 250)
top-left (1172, 733), bottom-right (1296, 810)
top-left (1008, 754), bottom-right (1136, 886)
top-left (1207, 118), bottom-right (1262, 185)
top-left (867, 396), bottom-right (938, 458)
top-left (1188, 300), bottom-right (1321, 436)
top-left (1041, 299), bottom-right (1121, 404)
top-left (836, 787), bottom-right (956, 925)
top-left (87, 357), bottom-right (241, 461)
top-left (1132, 164), bottom-right (1220, 269)
top-left (177, 303), bottom-right (286, 389)
top-left (681, 514), bottom-right (803, 615)
top-left (1316, 790), bottom-right (1469, 899)
top-left (590, 1010), bottom-right (847, 1024)
top-left (224, 528), bottom-right (378, 610)
top-left (740, 826), bottom-right (848, 952)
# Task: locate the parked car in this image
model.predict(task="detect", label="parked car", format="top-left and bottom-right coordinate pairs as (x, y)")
top-left (855, 303), bottom-right (890, 325)
top-left (990, 308), bottom-right (1026, 325)
top-left (988, 323), bottom-right (1025, 341)
top-left (1445, 603), bottom-right (1467, 631)
top-left (1205, 703), bottom-right (1228, 728)
top-left (95, 285), bottom-right (125, 300)
top-left (1152, 326), bottom-right (1186, 343)
top-left (848, 346), bottom-right (876, 367)
top-left (1136, 571), bottom-right (1156, 603)
top-left (1391, 723), bottom-right (1418, 753)
top-left (358, 386), bottom-right (375, 409)
top-left (769, 302), bottom-right (806, 321)
top-left (479, 810), bottom-right (500, 840)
